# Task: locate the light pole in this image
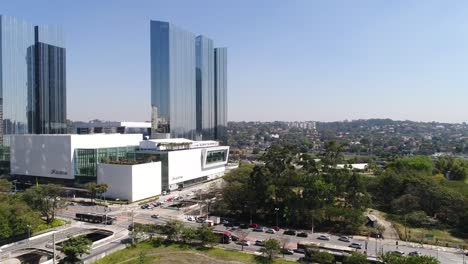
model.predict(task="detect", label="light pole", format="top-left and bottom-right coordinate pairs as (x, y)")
top-left (27, 224), bottom-right (31, 247)
top-left (274, 208), bottom-right (279, 227)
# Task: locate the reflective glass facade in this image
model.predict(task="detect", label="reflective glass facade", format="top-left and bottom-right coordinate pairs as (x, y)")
top-left (0, 16), bottom-right (66, 146)
top-left (196, 36), bottom-right (215, 140)
top-left (0, 16), bottom-right (34, 145)
top-left (74, 146), bottom-right (137, 178)
top-left (150, 21), bottom-right (196, 139)
top-left (214, 48), bottom-right (228, 144)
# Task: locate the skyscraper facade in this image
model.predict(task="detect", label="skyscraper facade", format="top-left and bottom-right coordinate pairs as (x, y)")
top-left (0, 15), bottom-right (66, 146)
top-left (150, 20), bottom-right (196, 139)
top-left (214, 48), bottom-right (227, 144)
top-left (150, 20), bottom-right (226, 142)
top-left (196, 35), bottom-right (215, 140)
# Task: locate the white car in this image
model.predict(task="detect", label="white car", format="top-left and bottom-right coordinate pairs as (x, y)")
top-left (266, 228), bottom-right (276, 234)
top-left (318, 235), bottom-right (330, 240)
top-left (238, 240), bottom-right (250, 246)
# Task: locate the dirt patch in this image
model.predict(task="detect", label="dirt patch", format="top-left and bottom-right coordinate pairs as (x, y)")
top-left (366, 209), bottom-right (399, 240)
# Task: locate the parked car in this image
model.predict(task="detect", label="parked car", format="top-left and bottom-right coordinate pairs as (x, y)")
top-left (141, 204), bottom-right (149, 209)
top-left (294, 248), bottom-right (305, 254)
top-left (280, 248), bottom-right (294, 255)
top-left (238, 240), bottom-right (250, 246)
top-left (253, 226), bottom-right (265, 232)
top-left (187, 216), bottom-right (195, 221)
top-left (151, 214), bottom-right (159, 219)
top-left (408, 251), bottom-right (422, 257)
top-left (231, 235), bottom-right (239, 242)
top-left (266, 228), bottom-right (276, 234)
top-left (338, 236), bottom-right (351, 242)
top-left (271, 226), bottom-right (280, 231)
top-left (349, 243), bottom-right (362, 249)
top-left (284, 230), bottom-right (296, 236)
top-left (255, 240), bottom-right (265, 246)
top-left (249, 223), bottom-right (259, 228)
top-left (297, 232), bottom-right (308, 238)
top-left (224, 222), bottom-right (234, 227)
top-left (318, 235), bottom-right (330, 240)
top-left (239, 223), bottom-right (249, 229)
top-left (390, 250), bottom-right (405, 256)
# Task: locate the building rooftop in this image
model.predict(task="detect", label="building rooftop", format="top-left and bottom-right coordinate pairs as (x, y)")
top-left (140, 138), bottom-right (219, 151)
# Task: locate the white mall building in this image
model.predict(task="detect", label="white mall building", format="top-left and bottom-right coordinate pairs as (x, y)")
top-left (10, 134), bottom-right (229, 202)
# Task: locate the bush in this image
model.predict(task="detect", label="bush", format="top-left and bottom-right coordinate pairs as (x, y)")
top-left (406, 211), bottom-right (438, 228)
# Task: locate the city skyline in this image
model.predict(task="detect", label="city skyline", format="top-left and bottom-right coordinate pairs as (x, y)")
top-left (2, 1), bottom-right (468, 123)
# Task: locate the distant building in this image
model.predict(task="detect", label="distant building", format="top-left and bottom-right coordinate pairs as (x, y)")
top-left (214, 47), bottom-right (228, 144)
top-left (73, 121), bottom-right (151, 138)
top-left (0, 15), bottom-right (67, 146)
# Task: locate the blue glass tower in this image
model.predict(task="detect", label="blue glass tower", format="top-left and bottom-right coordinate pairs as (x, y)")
top-left (0, 15), bottom-right (66, 146)
top-left (196, 35), bottom-right (215, 140)
top-left (214, 48), bottom-right (227, 144)
top-left (150, 20), bottom-right (196, 139)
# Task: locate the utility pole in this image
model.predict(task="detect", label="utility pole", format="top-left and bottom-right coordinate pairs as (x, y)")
top-left (52, 233), bottom-right (56, 264)
top-left (27, 225), bottom-right (31, 247)
top-left (131, 210), bottom-right (135, 245)
top-left (274, 208), bottom-right (279, 227)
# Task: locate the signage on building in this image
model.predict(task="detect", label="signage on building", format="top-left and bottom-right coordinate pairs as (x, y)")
top-left (51, 169), bottom-right (68, 175)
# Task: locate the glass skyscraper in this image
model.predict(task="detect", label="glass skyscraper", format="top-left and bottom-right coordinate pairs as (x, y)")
top-left (150, 20), bottom-right (227, 142)
top-left (214, 48), bottom-right (228, 144)
top-left (196, 35), bottom-right (215, 140)
top-left (150, 20), bottom-right (196, 139)
top-left (0, 15), bottom-right (66, 146)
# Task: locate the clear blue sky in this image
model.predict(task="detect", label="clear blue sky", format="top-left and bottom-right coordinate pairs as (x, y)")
top-left (2, 0), bottom-right (468, 123)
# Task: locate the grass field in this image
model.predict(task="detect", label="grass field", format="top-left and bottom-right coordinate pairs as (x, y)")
top-left (93, 241), bottom-right (297, 264)
top-left (393, 223), bottom-right (468, 248)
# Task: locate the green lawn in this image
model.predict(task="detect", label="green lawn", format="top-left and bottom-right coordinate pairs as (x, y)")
top-left (393, 223), bottom-right (468, 248)
top-left (93, 241), bottom-right (296, 264)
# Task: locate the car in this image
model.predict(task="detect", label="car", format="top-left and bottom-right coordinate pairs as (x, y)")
top-left (280, 248), bottom-right (294, 255)
top-left (266, 228), bottom-right (276, 234)
top-left (349, 243), bottom-right (362, 249)
top-left (255, 240), bottom-right (265, 246)
top-left (338, 236), bottom-right (351, 242)
top-left (408, 251), bottom-right (422, 257)
top-left (187, 216), bottom-right (195, 221)
top-left (151, 214), bottom-right (159, 219)
top-left (224, 222), bottom-right (234, 227)
top-left (297, 232), bottom-right (308, 238)
top-left (271, 226), bottom-right (280, 231)
top-left (294, 248), bottom-right (306, 254)
top-left (238, 240), bottom-right (250, 246)
top-left (249, 223), bottom-right (259, 228)
top-left (231, 235), bottom-right (239, 241)
top-left (390, 250), bottom-right (405, 256)
top-left (284, 230), bottom-right (296, 236)
top-left (233, 222), bottom-right (241, 226)
top-left (318, 235), bottom-right (330, 240)
top-left (141, 204), bottom-right (149, 209)
top-left (239, 223), bottom-right (249, 229)
top-left (253, 226), bottom-right (265, 232)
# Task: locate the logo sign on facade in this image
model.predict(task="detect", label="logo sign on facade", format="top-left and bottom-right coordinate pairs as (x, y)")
top-left (51, 169), bottom-right (68, 175)
top-left (172, 176), bottom-right (183, 181)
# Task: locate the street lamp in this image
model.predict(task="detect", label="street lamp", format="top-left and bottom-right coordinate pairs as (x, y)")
top-left (274, 208), bottom-right (279, 227)
top-left (27, 224), bottom-right (31, 247)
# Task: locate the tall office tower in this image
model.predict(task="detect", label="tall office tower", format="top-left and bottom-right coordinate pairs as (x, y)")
top-left (195, 35), bottom-right (215, 140)
top-left (0, 15), bottom-right (66, 146)
top-left (214, 48), bottom-right (227, 144)
top-left (150, 20), bottom-right (196, 139)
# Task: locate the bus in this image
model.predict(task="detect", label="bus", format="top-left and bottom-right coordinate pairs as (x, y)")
top-left (75, 213), bottom-right (116, 225)
top-left (213, 230), bottom-right (232, 244)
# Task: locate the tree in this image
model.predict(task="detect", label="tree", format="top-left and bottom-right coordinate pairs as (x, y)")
top-left (310, 251), bottom-right (334, 264)
top-left (344, 252), bottom-right (368, 264)
top-left (260, 239), bottom-right (280, 260)
top-left (0, 179), bottom-right (11, 192)
top-left (86, 182), bottom-right (97, 203)
top-left (235, 229), bottom-right (249, 251)
top-left (96, 183), bottom-right (108, 201)
top-left (181, 227), bottom-right (197, 244)
top-left (196, 225), bottom-right (218, 247)
top-left (164, 220), bottom-right (184, 241)
top-left (22, 184), bottom-right (65, 224)
top-left (59, 235), bottom-right (92, 263)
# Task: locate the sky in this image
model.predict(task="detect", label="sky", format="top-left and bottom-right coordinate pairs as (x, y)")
top-left (2, 0), bottom-right (468, 123)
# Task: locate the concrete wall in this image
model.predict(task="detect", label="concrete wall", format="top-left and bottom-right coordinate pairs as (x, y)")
top-left (10, 134), bottom-right (142, 180)
top-left (11, 135), bottom-right (73, 179)
top-left (97, 162), bottom-right (161, 202)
